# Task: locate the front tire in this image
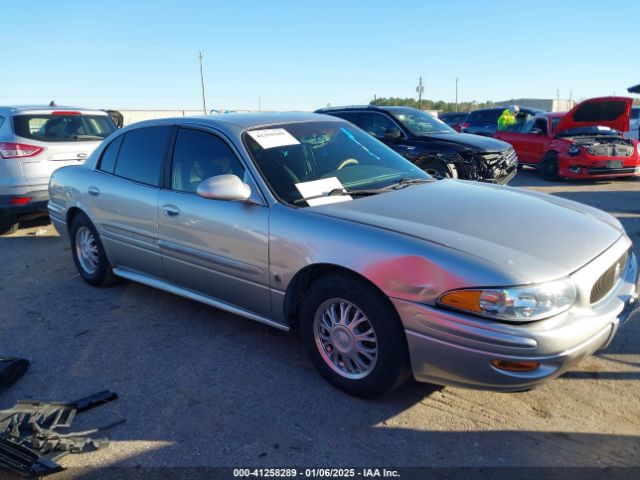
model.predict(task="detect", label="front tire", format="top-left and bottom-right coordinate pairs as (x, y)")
top-left (418, 159), bottom-right (457, 180)
top-left (300, 274), bottom-right (410, 398)
top-left (70, 213), bottom-right (117, 286)
top-left (538, 153), bottom-right (560, 181)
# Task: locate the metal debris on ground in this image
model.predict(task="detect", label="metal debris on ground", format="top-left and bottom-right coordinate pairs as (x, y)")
top-left (0, 390), bottom-right (122, 477)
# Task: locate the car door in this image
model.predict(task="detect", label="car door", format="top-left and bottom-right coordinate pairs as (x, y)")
top-left (355, 111), bottom-right (413, 157)
top-left (89, 125), bottom-right (172, 278)
top-left (495, 117), bottom-right (549, 164)
top-left (157, 127), bottom-right (271, 317)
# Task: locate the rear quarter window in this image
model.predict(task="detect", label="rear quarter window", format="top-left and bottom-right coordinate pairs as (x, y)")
top-left (113, 126), bottom-right (172, 187)
top-left (468, 110), bottom-right (502, 124)
top-left (98, 135), bottom-right (124, 174)
top-left (12, 114), bottom-right (116, 142)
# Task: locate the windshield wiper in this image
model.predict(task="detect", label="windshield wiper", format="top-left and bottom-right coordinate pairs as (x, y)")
top-left (293, 188), bottom-right (386, 205)
top-left (384, 177), bottom-right (434, 190)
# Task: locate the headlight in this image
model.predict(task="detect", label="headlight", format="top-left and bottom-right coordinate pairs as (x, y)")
top-left (568, 143), bottom-right (581, 156)
top-left (438, 279), bottom-right (577, 322)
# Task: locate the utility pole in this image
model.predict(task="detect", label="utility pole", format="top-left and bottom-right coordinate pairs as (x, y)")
top-left (455, 77), bottom-right (459, 111)
top-left (416, 76), bottom-right (424, 109)
top-left (258, 96), bottom-right (261, 112)
top-left (198, 51), bottom-right (207, 114)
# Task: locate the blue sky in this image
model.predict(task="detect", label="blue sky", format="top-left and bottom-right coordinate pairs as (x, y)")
top-left (1, 0), bottom-right (638, 111)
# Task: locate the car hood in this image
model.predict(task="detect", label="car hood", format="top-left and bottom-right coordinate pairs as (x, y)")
top-left (554, 96), bottom-right (633, 134)
top-left (419, 132), bottom-right (512, 152)
top-left (310, 180), bottom-right (623, 283)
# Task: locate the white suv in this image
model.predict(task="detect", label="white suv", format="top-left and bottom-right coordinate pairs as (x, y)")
top-left (0, 106), bottom-right (115, 234)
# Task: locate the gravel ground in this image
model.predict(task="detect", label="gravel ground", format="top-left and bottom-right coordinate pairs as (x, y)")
top-left (0, 168), bottom-right (639, 478)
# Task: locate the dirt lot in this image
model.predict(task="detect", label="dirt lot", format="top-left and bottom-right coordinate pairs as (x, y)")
top-left (1, 168), bottom-right (639, 478)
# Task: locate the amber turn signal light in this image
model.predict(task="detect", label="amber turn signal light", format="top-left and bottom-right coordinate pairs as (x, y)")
top-left (491, 359), bottom-right (540, 372)
top-left (439, 290), bottom-right (483, 313)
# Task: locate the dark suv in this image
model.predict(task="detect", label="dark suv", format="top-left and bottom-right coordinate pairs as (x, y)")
top-left (315, 105), bottom-right (518, 184)
top-left (463, 106), bottom-right (545, 137)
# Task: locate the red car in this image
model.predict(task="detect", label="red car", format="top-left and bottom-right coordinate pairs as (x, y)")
top-left (495, 96), bottom-right (640, 180)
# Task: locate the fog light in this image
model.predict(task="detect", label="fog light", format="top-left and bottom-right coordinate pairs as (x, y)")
top-left (491, 358), bottom-right (540, 372)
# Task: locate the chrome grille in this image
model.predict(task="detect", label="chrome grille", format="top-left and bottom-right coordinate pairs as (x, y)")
top-left (590, 250), bottom-right (629, 304)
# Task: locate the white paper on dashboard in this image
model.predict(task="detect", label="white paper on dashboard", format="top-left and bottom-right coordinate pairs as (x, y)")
top-left (295, 177), bottom-right (352, 206)
top-left (247, 128), bottom-right (300, 149)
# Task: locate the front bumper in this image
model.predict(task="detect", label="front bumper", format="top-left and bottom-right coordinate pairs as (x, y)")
top-left (558, 155), bottom-right (640, 179)
top-left (393, 250), bottom-right (640, 391)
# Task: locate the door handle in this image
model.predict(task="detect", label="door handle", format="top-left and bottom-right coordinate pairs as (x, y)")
top-left (162, 204), bottom-right (180, 217)
top-left (88, 186), bottom-right (100, 196)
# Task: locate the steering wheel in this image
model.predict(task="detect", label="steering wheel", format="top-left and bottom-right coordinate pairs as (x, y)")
top-left (336, 158), bottom-right (359, 170)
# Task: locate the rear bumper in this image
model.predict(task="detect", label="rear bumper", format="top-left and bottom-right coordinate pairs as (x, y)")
top-left (0, 190), bottom-right (50, 216)
top-left (393, 251), bottom-right (640, 391)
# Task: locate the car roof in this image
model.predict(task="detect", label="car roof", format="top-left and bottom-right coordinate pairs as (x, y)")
top-left (0, 105), bottom-right (108, 116)
top-left (470, 106), bottom-right (546, 114)
top-left (315, 105), bottom-right (423, 114)
top-left (119, 111), bottom-right (344, 136)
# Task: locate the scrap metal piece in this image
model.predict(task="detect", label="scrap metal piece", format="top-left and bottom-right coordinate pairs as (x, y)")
top-left (0, 435), bottom-right (63, 477)
top-left (0, 391), bottom-right (120, 477)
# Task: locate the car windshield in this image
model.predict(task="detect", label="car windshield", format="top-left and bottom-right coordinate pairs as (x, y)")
top-left (244, 121), bottom-right (430, 206)
top-left (556, 126), bottom-right (620, 137)
top-left (388, 109), bottom-right (455, 135)
top-left (13, 114), bottom-right (116, 142)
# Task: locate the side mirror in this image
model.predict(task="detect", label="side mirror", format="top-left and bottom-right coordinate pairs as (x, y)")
top-left (383, 130), bottom-right (403, 140)
top-left (197, 174), bottom-right (251, 202)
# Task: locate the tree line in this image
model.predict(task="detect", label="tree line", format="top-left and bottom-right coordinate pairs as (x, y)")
top-left (370, 97), bottom-right (497, 113)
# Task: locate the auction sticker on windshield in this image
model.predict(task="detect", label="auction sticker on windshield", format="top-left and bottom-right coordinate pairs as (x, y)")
top-left (295, 177), bottom-right (352, 206)
top-left (247, 128), bottom-right (300, 149)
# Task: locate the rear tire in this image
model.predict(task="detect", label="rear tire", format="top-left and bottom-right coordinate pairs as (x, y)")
top-left (538, 153), bottom-right (560, 181)
top-left (0, 215), bottom-right (19, 236)
top-left (70, 213), bottom-right (117, 286)
top-left (300, 273), bottom-right (411, 398)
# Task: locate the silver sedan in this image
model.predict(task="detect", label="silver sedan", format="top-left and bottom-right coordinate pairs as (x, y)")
top-left (48, 112), bottom-right (640, 397)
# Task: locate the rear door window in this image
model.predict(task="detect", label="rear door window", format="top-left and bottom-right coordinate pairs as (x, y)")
top-left (330, 112), bottom-right (361, 125)
top-left (98, 135), bottom-right (124, 174)
top-left (113, 126), bottom-right (172, 187)
top-left (12, 114), bottom-right (116, 142)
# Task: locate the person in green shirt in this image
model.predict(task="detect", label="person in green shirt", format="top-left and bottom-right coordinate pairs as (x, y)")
top-left (497, 105), bottom-right (519, 130)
